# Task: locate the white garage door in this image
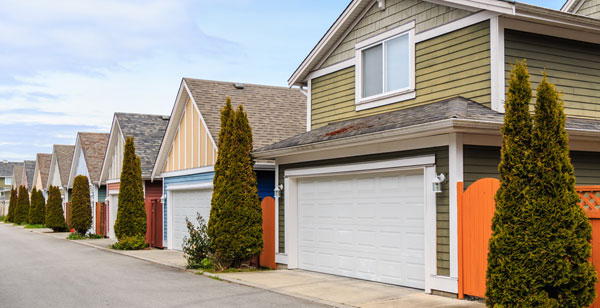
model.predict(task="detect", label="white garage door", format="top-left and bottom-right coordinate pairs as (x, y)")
top-left (171, 189), bottom-right (212, 251)
top-left (297, 170), bottom-right (425, 288)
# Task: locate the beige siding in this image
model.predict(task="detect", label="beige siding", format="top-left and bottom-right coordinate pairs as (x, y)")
top-left (108, 132), bottom-right (124, 180)
top-left (505, 30), bottom-right (600, 119)
top-left (576, 0), bottom-right (600, 18)
top-left (312, 21), bottom-right (491, 128)
top-left (163, 99), bottom-right (217, 173)
top-left (34, 168), bottom-right (43, 190)
top-left (321, 0), bottom-right (472, 68)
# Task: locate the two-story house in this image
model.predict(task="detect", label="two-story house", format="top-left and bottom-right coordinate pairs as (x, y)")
top-left (0, 161), bottom-right (22, 215)
top-left (253, 0), bottom-right (600, 297)
top-left (151, 78), bottom-right (306, 251)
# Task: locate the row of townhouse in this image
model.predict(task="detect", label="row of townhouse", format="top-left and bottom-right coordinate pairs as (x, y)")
top-left (4, 0), bottom-right (599, 301)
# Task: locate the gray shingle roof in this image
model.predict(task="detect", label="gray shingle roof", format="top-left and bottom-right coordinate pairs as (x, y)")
top-left (12, 165), bottom-right (24, 187)
top-left (23, 160), bottom-right (35, 191)
top-left (184, 78), bottom-right (307, 150)
top-left (55, 145), bottom-right (75, 186)
top-left (0, 162), bottom-right (22, 177)
top-left (36, 153), bottom-right (52, 189)
top-left (116, 113), bottom-right (169, 178)
top-left (78, 133), bottom-right (109, 183)
top-left (257, 96), bottom-right (600, 152)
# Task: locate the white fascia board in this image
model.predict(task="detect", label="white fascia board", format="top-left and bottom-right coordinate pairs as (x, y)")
top-left (166, 182), bottom-right (213, 191)
top-left (160, 165), bottom-right (215, 178)
top-left (151, 79), bottom-right (187, 181)
top-left (443, 0), bottom-right (514, 14)
top-left (503, 17), bottom-right (600, 44)
top-left (67, 135), bottom-right (82, 189)
top-left (98, 115), bottom-right (120, 185)
top-left (561, 0), bottom-right (580, 12)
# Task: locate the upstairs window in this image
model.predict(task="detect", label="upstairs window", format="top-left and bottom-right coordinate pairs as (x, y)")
top-left (5, 177), bottom-right (11, 185)
top-left (356, 22), bottom-right (415, 110)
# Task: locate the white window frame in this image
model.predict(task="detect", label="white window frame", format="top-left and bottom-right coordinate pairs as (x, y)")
top-left (4, 177), bottom-right (11, 185)
top-left (355, 21), bottom-right (416, 111)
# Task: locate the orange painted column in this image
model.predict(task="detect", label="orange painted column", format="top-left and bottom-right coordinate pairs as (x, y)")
top-left (457, 181), bottom-right (464, 299)
top-left (260, 197), bottom-right (277, 269)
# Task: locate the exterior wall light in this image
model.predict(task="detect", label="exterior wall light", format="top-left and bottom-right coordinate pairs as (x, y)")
top-left (274, 184), bottom-right (284, 198)
top-left (160, 195), bottom-right (166, 203)
top-left (432, 173), bottom-right (446, 193)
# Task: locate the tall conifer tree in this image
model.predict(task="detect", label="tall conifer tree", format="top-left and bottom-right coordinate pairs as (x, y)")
top-left (523, 73), bottom-right (596, 307)
top-left (29, 188), bottom-right (45, 224)
top-left (486, 60), bottom-right (533, 306)
top-left (46, 186), bottom-right (66, 231)
top-left (15, 185), bottom-right (30, 224)
top-left (114, 136), bottom-right (146, 241)
top-left (71, 175), bottom-right (92, 234)
top-left (6, 188), bottom-right (17, 222)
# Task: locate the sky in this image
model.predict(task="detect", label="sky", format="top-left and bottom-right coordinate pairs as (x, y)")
top-left (0, 0), bottom-right (567, 161)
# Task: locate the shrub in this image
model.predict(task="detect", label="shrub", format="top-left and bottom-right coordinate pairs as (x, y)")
top-left (45, 185), bottom-right (67, 232)
top-left (182, 213), bottom-right (211, 269)
top-left (29, 188), bottom-right (45, 225)
top-left (208, 99), bottom-right (262, 269)
top-left (112, 235), bottom-right (147, 250)
top-left (24, 224), bottom-right (46, 229)
top-left (70, 175), bottom-right (92, 235)
top-left (6, 188), bottom-right (17, 222)
top-left (114, 136), bottom-right (146, 243)
top-left (67, 232), bottom-right (87, 240)
top-left (15, 185), bottom-right (30, 224)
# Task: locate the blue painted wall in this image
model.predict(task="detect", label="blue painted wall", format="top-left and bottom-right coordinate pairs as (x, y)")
top-left (256, 170), bottom-right (275, 200)
top-left (163, 172), bottom-right (215, 241)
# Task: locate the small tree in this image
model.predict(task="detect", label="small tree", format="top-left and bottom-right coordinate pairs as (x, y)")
top-left (208, 99), bottom-right (263, 269)
top-left (70, 175), bottom-right (92, 234)
top-left (114, 136), bottom-right (146, 243)
top-left (6, 188), bottom-right (17, 222)
top-left (522, 73), bottom-right (596, 307)
top-left (182, 214), bottom-right (211, 269)
top-left (45, 186), bottom-right (66, 231)
top-left (29, 188), bottom-right (46, 225)
top-left (15, 185), bottom-right (30, 224)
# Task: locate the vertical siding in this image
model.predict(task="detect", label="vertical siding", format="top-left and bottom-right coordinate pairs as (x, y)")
top-left (164, 99), bottom-right (217, 173)
top-left (576, 0), bottom-right (600, 18)
top-left (311, 21), bottom-right (491, 128)
top-left (321, 0), bottom-right (472, 67)
top-left (277, 147), bottom-right (451, 276)
top-left (505, 30), bottom-right (600, 119)
top-left (109, 133), bottom-right (124, 180)
top-left (464, 145), bottom-right (600, 188)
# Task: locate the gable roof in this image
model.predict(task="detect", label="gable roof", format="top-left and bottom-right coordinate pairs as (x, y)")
top-left (255, 97), bottom-right (600, 157)
top-left (0, 161), bottom-right (22, 177)
top-left (54, 144), bottom-right (75, 186)
top-left (184, 78), bottom-right (307, 149)
top-left (115, 113), bottom-right (169, 178)
top-left (289, 0), bottom-right (600, 86)
top-left (35, 153), bottom-right (52, 189)
top-left (77, 132), bottom-right (109, 183)
top-left (23, 160), bottom-right (35, 191)
top-left (12, 165), bottom-right (24, 188)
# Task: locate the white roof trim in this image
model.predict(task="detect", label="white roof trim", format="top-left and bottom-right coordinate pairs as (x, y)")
top-left (98, 115), bottom-right (120, 185)
top-left (67, 134), bottom-right (84, 189)
top-left (561, 0), bottom-right (580, 12)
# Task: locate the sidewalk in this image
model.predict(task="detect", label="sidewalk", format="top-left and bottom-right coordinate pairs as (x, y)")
top-left (21, 224), bottom-right (483, 308)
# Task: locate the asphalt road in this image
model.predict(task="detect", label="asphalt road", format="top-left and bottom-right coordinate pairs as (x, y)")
top-left (0, 223), bottom-right (326, 308)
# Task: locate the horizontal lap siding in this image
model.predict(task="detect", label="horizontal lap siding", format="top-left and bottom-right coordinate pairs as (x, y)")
top-left (144, 180), bottom-right (163, 199)
top-left (577, 0), bottom-right (600, 18)
top-left (505, 30), bottom-right (600, 119)
top-left (322, 0), bottom-right (472, 67)
top-left (464, 145), bottom-right (600, 188)
top-left (278, 147), bottom-right (452, 276)
top-left (311, 21), bottom-right (491, 128)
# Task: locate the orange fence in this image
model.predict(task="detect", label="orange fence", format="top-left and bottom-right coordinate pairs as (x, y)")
top-left (95, 202), bottom-right (107, 237)
top-left (65, 202), bottom-right (71, 228)
top-left (458, 180), bottom-right (600, 307)
top-left (259, 197), bottom-right (276, 269)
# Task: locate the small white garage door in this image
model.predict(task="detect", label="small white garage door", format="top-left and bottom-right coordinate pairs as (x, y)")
top-left (297, 170), bottom-right (425, 288)
top-left (171, 189), bottom-right (213, 251)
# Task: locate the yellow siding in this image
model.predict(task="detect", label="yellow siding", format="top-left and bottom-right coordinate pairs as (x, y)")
top-left (34, 169), bottom-right (43, 190)
top-left (311, 21), bottom-right (491, 128)
top-left (163, 98), bottom-right (217, 173)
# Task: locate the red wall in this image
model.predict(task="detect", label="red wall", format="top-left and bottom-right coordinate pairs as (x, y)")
top-left (107, 182), bottom-right (120, 192)
top-left (144, 180), bottom-right (162, 199)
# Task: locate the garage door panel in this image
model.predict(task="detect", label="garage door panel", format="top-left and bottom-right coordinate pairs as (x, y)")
top-left (170, 189), bottom-right (212, 251)
top-left (298, 170), bottom-right (425, 288)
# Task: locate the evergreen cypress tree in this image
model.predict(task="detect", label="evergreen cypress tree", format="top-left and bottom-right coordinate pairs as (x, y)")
top-left (486, 60), bottom-right (534, 307)
top-left (45, 185), bottom-right (66, 231)
top-left (70, 175), bottom-right (92, 234)
top-left (28, 188), bottom-right (46, 225)
top-left (15, 185), bottom-right (30, 224)
top-left (522, 73), bottom-right (596, 307)
top-left (209, 99), bottom-right (262, 269)
top-left (114, 136), bottom-right (146, 242)
top-left (6, 188), bottom-right (17, 222)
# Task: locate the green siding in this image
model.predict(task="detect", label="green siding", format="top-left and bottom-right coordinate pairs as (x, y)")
top-left (322, 0), bottom-right (472, 67)
top-left (577, 0), bottom-right (600, 18)
top-left (505, 30), bottom-right (600, 119)
top-left (463, 145), bottom-right (600, 189)
top-left (311, 21), bottom-right (491, 128)
top-left (278, 147), bottom-right (452, 276)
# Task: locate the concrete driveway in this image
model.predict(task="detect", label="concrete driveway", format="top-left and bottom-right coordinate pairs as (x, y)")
top-left (0, 223), bottom-right (325, 308)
